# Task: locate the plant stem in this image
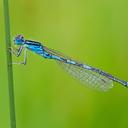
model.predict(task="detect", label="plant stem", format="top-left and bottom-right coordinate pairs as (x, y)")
top-left (3, 0), bottom-right (16, 128)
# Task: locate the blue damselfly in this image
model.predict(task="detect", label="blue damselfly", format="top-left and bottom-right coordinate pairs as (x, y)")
top-left (10, 35), bottom-right (128, 91)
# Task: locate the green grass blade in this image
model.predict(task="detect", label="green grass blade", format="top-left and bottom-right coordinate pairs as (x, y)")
top-left (3, 0), bottom-right (16, 128)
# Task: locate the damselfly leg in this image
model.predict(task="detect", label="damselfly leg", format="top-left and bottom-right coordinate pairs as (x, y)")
top-left (9, 46), bottom-right (27, 65)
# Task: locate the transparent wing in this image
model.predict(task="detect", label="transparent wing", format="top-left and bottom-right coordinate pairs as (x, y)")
top-left (44, 46), bottom-right (114, 91)
top-left (58, 61), bottom-right (114, 91)
top-left (44, 46), bottom-right (70, 60)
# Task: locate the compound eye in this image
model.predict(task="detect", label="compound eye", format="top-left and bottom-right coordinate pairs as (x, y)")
top-left (18, 35), bottom-right (23, 39)
top-left (20, 35), bottom-right (23, 39)
top-left (14, 35), bottom-right (25, 45)
top-left (15, 35), bottom-right (24, 40)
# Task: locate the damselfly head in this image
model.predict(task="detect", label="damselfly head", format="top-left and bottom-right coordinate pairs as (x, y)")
top-left (14, 35), bottom-right (25, 45)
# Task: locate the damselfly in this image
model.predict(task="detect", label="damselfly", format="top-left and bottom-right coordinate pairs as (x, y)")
top-left (10, 35), bottom-right (128, 91)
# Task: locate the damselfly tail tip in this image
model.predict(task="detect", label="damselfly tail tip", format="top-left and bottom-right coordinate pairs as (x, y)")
top-left (122, 81), bottom-right (128, 88)
top-left (126, 82), bottom-right (128, 87)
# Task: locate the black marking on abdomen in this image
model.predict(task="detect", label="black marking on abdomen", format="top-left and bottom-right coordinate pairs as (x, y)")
top-left (25, 40), bottom-right (42, 46)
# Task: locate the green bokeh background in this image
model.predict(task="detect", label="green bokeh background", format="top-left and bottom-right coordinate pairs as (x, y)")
top-left (1, 0), bottom-right (128, 128)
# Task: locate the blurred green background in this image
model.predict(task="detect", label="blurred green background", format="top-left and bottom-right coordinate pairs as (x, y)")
top-left (1, 0), bottom-right (128, 128)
